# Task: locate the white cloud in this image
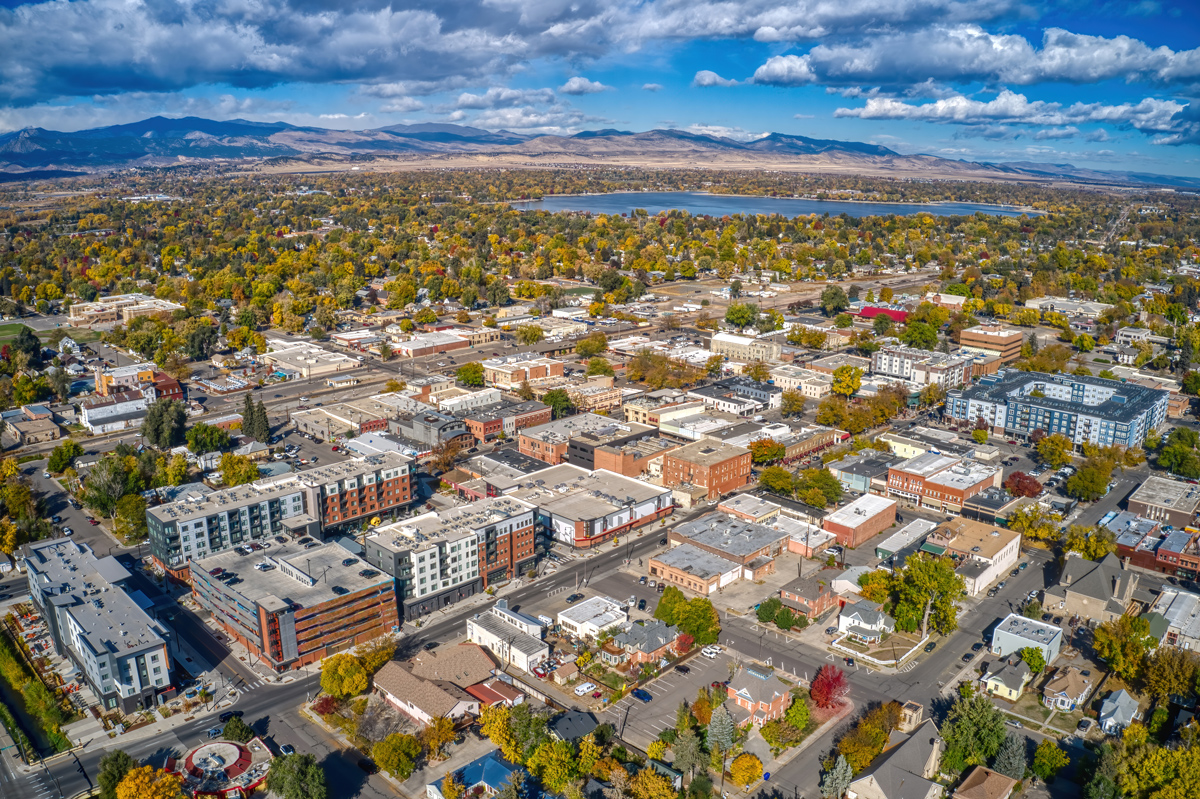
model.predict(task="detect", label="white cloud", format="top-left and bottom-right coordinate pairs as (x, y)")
top-left (1086, 129), bottom-right (1113, 142)
top-left (835, 89), bottom-right (1186, 133)
top-left (559, 77), bottom-right (610, 95)
top-left (642, 83), bottom-right (663, 91)
top-left (379, 98), bottom-right (424, 113)
top-left (466, 104), bottom-right (606, 135)
top-left (454, 87), bottom-right (555, 109)
top-left (685, 124), bottom-right (768, 141)
top-left (692, 70), bottom-right (738, 87)
top-left (1033, 126), bottom-right (1079, 140)
top-left (752, 55), bottom-right (815, 86)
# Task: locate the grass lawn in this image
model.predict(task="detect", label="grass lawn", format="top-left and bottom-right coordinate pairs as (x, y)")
top-left (1011, 692), bottom-right (1053, 723)
top-left (33, 326), bottom-right (101, 343)
top-left (0, 323), bottom-right (28, 342)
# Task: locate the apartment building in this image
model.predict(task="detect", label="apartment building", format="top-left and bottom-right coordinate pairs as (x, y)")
top-left (93, 362), bottom-right (157, 396)
top-left (481, 353), bottom-right (565, 388)
top-left (564, 420), bottom-right (656, 470)
top-left (886, 453), bottom-right (1002, 512)
top-left (946, 371), bottom-right (1169, 448)
top-left (768, 365), bottom-right (832, 399)
top-left (146, 452), bottom-right (415, 575)
top-left (662, 440), bottom-right (753, 500)
top-left (25, 539), bottom-right (172, 712)
top-left (189, 540), bottom-right (398, 672)
top-left (872, 345), bottom-right (973, 388)
top-left (68, 293), bottom-right (184, 327)
top-left (958, 325), bottom-right (1024, 364)
top-left (709, 332), bottom-right (782, 362)
top-left (364, 496), bottom-right (538, 621)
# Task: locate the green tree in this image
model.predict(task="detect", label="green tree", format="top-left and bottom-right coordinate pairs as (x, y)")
top-left (141, 398), bottom-right (186, 449)
top-left (941, 690), bottom-right (1007, 772)
top-left (113, 494), bottom-right (148, 543)
top-left (586, 357), bottom-right (615, 377)
top-left (759, 465), bottom-right (796, 497)
top-left (725, 302), bottom-right (759, 329)
top-left (252, 399), bottom-right (271, 443)
top-left (185, 422), bottom-right (232, 453)
top-left (775, 605), bottom-right (797, 630)
top-left (972, 429), bottom-right (988, 445)
top-left (372, 733), bottom-right (422, 779)
top-left (785, 691), bottom-right (811, 730)
top-left (821, 286), bottom-right (849, 317)
top-left (781, 389), bottom-right (806, 417)
top-left (98, 750), bottom-right (138, 799)
top-left (1036, 433), bottom-right (1074, 468)
top-left (901, 321), bottom-right (938, 350)
top-left (219, 453), bottom-right (260, 487)
top-left (654, 586), bottom-right (688, 626)
top-left (1093, 614), bottom-right (1155, 681)
top-left (1066, 460), bottom-right (1114, 501)
top-left (516, 325), bottom-right (545, 345)
top-left (1007, 503), bottom-right (1062, 542)
top-left (457, 361), bottom-right (485, 387)
top-left (757, 597), bottom-right (782, 623)
top-left (706, 704), bottom-right (735, 754)
top-left (673, 728), bottom-right (705, 776)
top-left (820, 755), bottom-right (852, 799)
top-left (47, 439), bottom-right (84, 472)
top-left (1031, 739), bottom-right (1069, 781)
top-left (992, 732), bottom-right (1026, 780)
top-left (541, 389), bottom-right (574, 420)
top-left (831, 366), bottom-right (862, 398)
top-left (223, 716), bottom-right (255, 743)
top-left (265, 753), bottom-right (329, 799)
top-left (576, 332), bottom-right (608, 358)
top-left (85, 456), bottom-right (130, 518)
top-left (742, 361), bottom-right (771, 383)
top-left (704, 355), bottom-right (725, 377)
top-left (893, 553), bottom-right (964, 638)
top-left (676, 597), bottom-right (721, 645)
top-left (1019, 646), bottom-right (1046, 674)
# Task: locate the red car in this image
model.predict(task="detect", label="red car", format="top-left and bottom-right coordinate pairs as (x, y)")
top-left (592, 691), bottom-right (602, 698)
top-left (88, 519), bottom-right (100, 526)
top-left (533, 667), bottom-right (547, 679)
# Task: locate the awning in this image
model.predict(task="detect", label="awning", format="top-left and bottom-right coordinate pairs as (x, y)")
top-left (920, 542), bottom-right (946, 555)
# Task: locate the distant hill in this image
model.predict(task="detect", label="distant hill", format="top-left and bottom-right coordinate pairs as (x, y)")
top-left (0, 116), bottom-right (1193, 188)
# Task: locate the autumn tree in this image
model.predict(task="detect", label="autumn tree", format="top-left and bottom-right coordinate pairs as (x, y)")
top-left (423, 715), bottom-right (457, 760)
top-left (893, 553), bottom-right (964, 638)
top-left (742, 361), bottom-right (770, 382)
top-left (116, 766), bottom-right (182, 799)
top-left (1007, 503), bottom-right (1062, 543)
top-left (516, 325), bottom-right (545, 345)
top-left (1019, 646), bottom-right (1046, 674)
top-left (220, 453), bottom-right (260, 487)
top-left (1003, 471), bottom-right (1042, 498)
top-left (747, 438), bottom-right (786, 464)
top-left (1062, 525), bottom-right (1117, 560)
top-left (730, 753), bottom-right (763, 788)
top-left (319, 653), bottom-right (368, 698)
top-left (811, 665), bottom-right (848, 709)
top-left (831, 365), bottom-right (862, 398)
top-left (456, 362), bottom-right (484, 387)
top-left (1036, 433), bottom-right (1074, 469)
top-left (98, 750), bottom-right (137, 799)
top-left (373, 733), bottom-right (422, 779)
top-left (356, 637), bottom-right (397, 675)
top-left (1093, 614), bottom-right (1155, 681)
top-left (631, 769), bottom-right (676, 799)
top-left (781, 389), bottom-right (806, 417)
top-left (527, 740), bottom-right (578, 793)
top-left (1143, 647), bottom-right (1199, 701)
top-left (1031, 739), bottom-right (1069, 781)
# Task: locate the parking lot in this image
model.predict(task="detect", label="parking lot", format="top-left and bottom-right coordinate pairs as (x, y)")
top-left (602, 649), bottom-right (736, 752)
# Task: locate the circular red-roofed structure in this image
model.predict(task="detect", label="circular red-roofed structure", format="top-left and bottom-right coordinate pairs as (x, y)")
top-left (169, 736), bottom-right (274, 797)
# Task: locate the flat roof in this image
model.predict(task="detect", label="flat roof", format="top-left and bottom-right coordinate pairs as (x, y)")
top-left (520, 413), bottom-right (628, 444)
top-left (368, 496), bottom-right (535, 554)
top-left (651, 543), bottom-right (740, 580)
top-left (669, 440), bottom-right (749, 467)
top-left (674, 513), bottom-right (789, 558)
top-left (875, 519), bottom-right (938, 555)
top-left (509, 465), bottom-right (669, 522)
top-left (824, 494), bottom-right (896, 528)
top-left (718, 494), bottom-right (782, 518)
top-left (1129, 476), bottom-right (1200, 514)
top-left (558, 596), bottom-right (626, 628)
top-left (894, 452), bottom-right (960, 477)
top-left (995, 612), bottom-right (1062, 646)
top-left (469, 611), bottom-right (548, 656)
top-left (938, 517), bottom-right (1020, 559)
top-left (192, 539), bottom-right (391, 608)
top-left (926, 460), bottom-right (999, 490)
top-left (1151, 587), bottom-right (1200, 641)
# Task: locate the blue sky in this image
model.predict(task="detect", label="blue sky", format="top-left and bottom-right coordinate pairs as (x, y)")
top-left (0, 0), bottom-right (1198, 175)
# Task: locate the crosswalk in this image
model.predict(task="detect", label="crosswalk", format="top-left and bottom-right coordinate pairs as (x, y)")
top-left (23, 768), bottom-right (56, 799)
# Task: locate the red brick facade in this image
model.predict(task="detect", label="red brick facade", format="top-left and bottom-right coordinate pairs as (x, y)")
top-left (464, 406), bottom-right (552, 443)
top-left (322, 471), bottom-right (412, 526)
top-left (662, 447), bottom-right (752, 500)
top-left (477, 516), bottom-right (538, 584)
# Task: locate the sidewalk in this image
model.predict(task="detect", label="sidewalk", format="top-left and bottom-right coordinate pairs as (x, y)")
top-left (743, 699), bottom-right (855, 794)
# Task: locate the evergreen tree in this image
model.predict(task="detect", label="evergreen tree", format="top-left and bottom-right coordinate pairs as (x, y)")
top-left (706, 704), bottom-right (735, 753)
top-left (1028, 332), bottom-right (1039, 354)
top-left (241, 393), bottom-right (254, 433)
top-left (254, 399), bottom-right (270, 442)
top-left (992, 732), bottom-right (1026, 780)
top-left (98, 750), bottom-right (137, 799)
top-left (820, 755), bottom-right (852, 799)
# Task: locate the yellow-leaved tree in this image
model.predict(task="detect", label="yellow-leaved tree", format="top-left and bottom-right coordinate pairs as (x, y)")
top-left (319, 653), bottom-right (368, 699)
top-left (730, 753), bottom-right (764, 788)
top-left (116, 766), bottom-right (182, 799)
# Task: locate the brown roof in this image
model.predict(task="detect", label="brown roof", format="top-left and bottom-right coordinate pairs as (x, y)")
top-left (1042, 666), bottom-right (1092, 701)
top-left (408, 642), bottom-right (497, 688)
top-left (954, 766), bottom-right (1016, 799)
top-left (373, 662), bottom-right (474, 719)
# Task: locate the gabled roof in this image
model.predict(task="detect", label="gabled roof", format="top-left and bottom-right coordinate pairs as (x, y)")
top-left (373, 661), bottom-right (474, 719)
top-left (841, 600), bottom-right (895, 631)
top-left (727, 666), bottom-right (788, 707)
top-left (983, 656), bottom-right (1032, 693)
top-left (954, 766), bottom-right (1017, 799)
top-left (1042, 666), bottom-right (1092, 701)
top-left (612, 620), bottom-right (678, 654)
top-left (852, 719), bottom-right (942, 799)
top-left (1100, 689), bottom-right (1139, 726)
top-left (408, 643), bottom-right (497, 688)
top-left (1056, 553), bottom-right (1133, 604)
top-left (435, 751), bottom-right (522, 794)
top-left (549, 710), bottom-right (598, 741)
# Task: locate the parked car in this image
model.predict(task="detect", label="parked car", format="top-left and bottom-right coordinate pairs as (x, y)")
top-left (631, 688), bottom-right (653, 703)
top-left (533, 667), bottom-right (547, 679)
top-left (961, 653), bottom-right (974, 662)
top-left (637, 599), bottom-right (647, 611)
top-left (574, 682), bottom-right (597, 696)
top-left (565, 593), bottom-right (585, 604)
top-left (825, 627), bottom-right (838, 635)
top-left (280, 744), bottom-right (296, 756)
top-left (357, 759), bottom-right (379, 774)
top-left (924, 641), bottom-right (937, 652)
top-left (674, 665), bottom-right (690, 675)
top-left (639, 576), bottom-right (647, 585)
top-left (423, 641), bottom-right (439, 651)
top-left (972, 642), bottom-right (985, 652)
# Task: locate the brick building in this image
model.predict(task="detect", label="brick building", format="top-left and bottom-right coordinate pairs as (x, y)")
top-left (670, 514), bottom-right (789, 568)
top-left (1126, 476), bottom-right (1200, 528)
top-left (823, 494), bottom-right (898, 548)
top-left (959, 324), bottom-right (1024, 364)
top-left (779, 574), bottom-right (842, 619)
top-left (726, 665), bottom-right (790, 725)
top-left (564, 420), bottom-right (656, 470)
top-left (662, 440), bottom-right (752, 500)
top-left (519, 413), bottom-right (635, 465)
top-left (460, 400), bottom-right (552, 443)
top-left (886, 453), bottom-right (1002, 512)
top-left (592, 437), bottom-right (681, 478)
top-left (481, 353), bottom-right (565, 388)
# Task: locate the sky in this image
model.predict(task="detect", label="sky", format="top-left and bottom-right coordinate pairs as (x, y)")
top-left (1, 0), bottom-right (1199, 176)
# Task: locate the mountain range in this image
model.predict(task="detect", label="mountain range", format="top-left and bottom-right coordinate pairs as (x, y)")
top-left (1, 116), bottom-right (1197, 189)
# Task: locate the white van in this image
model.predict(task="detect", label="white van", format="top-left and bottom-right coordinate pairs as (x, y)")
top-left (537, 615), bottom-right (554, 628)
top-left (573, 682), bottom-right (596, 696)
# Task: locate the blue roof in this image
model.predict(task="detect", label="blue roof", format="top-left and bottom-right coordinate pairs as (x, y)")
top-left (436, 751), bottom-right (523, 795)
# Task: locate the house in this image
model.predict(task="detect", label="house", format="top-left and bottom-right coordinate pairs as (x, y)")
top-left (548, 710), bottom-right (599, 742)
top-left (464, 677), bottom-right (525, 708)
top-left (1044, 553), bottom-right (1143, 623)
top-left (1099, 689), bottom-right (1141, 735)
top-left (980, 655), bottom-right (1032, 701)
top-left (952, 766), bottom-right (1017, 799)
top-left (832, 566), bottom-right (873, 597)
top-left (990, 613), bottom-right (1063, 665)
top-left (427, 751), bottom-right (524, 799)
top-left (846, 719), bottom-right (944, 799)
top-left (838, 600), bottom-right (896, 643)
top-left (725, 665), bottom-right (790, 726)
top-left (1042, 666), bottom-right (1093, 712)
top-left (373, 661), bottom-right (480, 725)
top-left (408, 643), bottom-right (497, 688)
top-left (779, 574), bottom-right (841, 620)
top-left (552, 662), bottom-right (579, 685)
top-left (600, 620), bottom-right (680, 668)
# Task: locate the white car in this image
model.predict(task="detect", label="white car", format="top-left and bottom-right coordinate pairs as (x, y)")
top-left (42, 471), bottom-right (50, 479)
top-left (574, 682), bottom-right (597, 696)
top-left (701, 646), bottom-right (721, 658)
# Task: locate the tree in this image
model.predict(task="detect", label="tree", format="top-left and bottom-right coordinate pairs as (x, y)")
top-left (430, 441), bottom-right (463, 474)
top-left (1007, 503), bottom-right (1062, 542)
top-left (49, 367), bottom-right (71, 403)
top-left (795, 468), bottom-right (843, 506)
top-left (480, 705), bottom-right (522, 763)
top-left (941, 691), bottom-right (1007, 771)
top-left (576, 332), bottom-right (608, 358)
top-left (810, 665), bottom-right (848, 709)
top-left (457, 361), bottom-right (485, 387)
top-left (219, 453), bottom-right (260, 487)
top-left (1023, 599), bottom-right (1043, 619)
top-left (893, 553), bottom-right (965, 638)
top-left (1143, 647), bottom-right (1199, 701)
top-left (495, 770), bottom-right (528, 799)
top-left (356, 637), bottom-right (397, 675)
top-left (586, 357), bottom-right (615, 377)
top-left (252, 399), bottom-right (271, 443)
top-left (1020, 646), bottom-right (1046, 674)
top-left (98, 750), bottom-right (137, 799)
top-left (1093, 614), bottom-right (1155, 681)
top-left (775, 606), bottom-right (797, 630)
top-left (1036, 433), bottom-right (1073, 468)
top-left (266, 753), bottom-right (329, 799)
top-left (424, 716), bottom-right (457, 761)
top-left (730, 753), bottom-right (763, 788)
top-left (542, 389), bottom-right (573, 420)
top-left (113, 494), bottom-right (148, 543)
top-left (186, 422), bottom-right (232, 453)
top-left (706, 704), bottom-right (735, 754)
top-left (116, 766), bottom-right (182, 799)
top-left (631, 769), bottom-right (676, 799)
top-left (747, 438), bottom-right (786, 464)
top-left (858, 570), bottom-right (893, 603)
top-left (831, 366), bottom-right (862, 398)
top-left (320, 652), bottom-right (368, 698)
top-left (704, 355), bottom-right (725, 377)
top-left (654, 585), bottom-right (688, 626)
top-left (47, 439), bottom-right (84, 472)
top-left (901, 321), bottom-right (938, 350)
top-left (373, 732), bottom-right (422, 779)
top-left (223, 715), bottom-right (255, 743)
top-left (785, 692), bottom-right (811, 730)
top-left (1031, 739), bottom-right (1069, 781)
top-left (141, 398), bottom-right (186, 449)
top-left (414, 308), bottom-right (440, 325)
top-left (1066, 460), bottom-right (1114, 501)
top-left (442, 771), bottom-right (465, 799)
top-left (1062, 525), bottom-right (1117, 560)
top-left (578, 733), bottom-right (602, 775)
top-left (741, 360), bottom-right (771, 383)
top-left (516, 325), bottom-right (545, 345)
top-left (972, 429), bottom-right (988, 445)
top-left (1003, 471), bottom-right (1042, 498)
top-left (676, 597), bottom-right (721, 645)
top-left (781, 389), bottom-right (806, 417)
top-left (759, 465), bottom-right (796, 497)
top-left (992, 732), bottom-right (1026, 780)
top-left (821, 285), bottom-right (849, 317)
top-left (820, 755), bottom-right (852, 799)
top-left (527, 740), bottom-right (577, 793)
top-left (725, 302), bottom-right (759, 329)
top-left (85, 456), bottom-right (130, 518)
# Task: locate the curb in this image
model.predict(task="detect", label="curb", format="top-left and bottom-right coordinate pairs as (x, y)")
top-left (739, 699), bottom-right (854, 794)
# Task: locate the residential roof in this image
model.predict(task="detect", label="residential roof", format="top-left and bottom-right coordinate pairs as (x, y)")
top-left (548, 710), bottom-right (599, 741)
top-left (984, 655), bottom-right (1032, 693)
top-left (408, 643), bottom-right (497, 688)
top-left (841, 600), bottom-right (895, 631)
top-left (612, 619), bottom-right (678, 653)
top-left (1043, 666), bottom-right (1092, 702)
top-left (1048, 553), bottom-right (1138, 617)
top-left (468, 612), bottom-right (548, 657)
top-left (1100, 689), bottom-right (1139, 727)
top-left (728, 666), bottom-right (788, 707)
top-left (374, 661), bottom-right (475, 719)
top-left (954, 766), bottom-right (1017, 799)
top-left (433, 750), bottom-right (522, 795)
top-left (852, 719), bottom-right (942, 799)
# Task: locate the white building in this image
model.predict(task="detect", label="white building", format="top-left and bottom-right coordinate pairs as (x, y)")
top-left (80, 389), bottom-right (149, 433)
top-left (871, 345), bottom-right (972, 388)
top-left (769, 365), bottom-right (832, 399)
top-left (466, 605), bottom-right (550, 672)
top-left (25, 539), bottom-right (171, 713)
top-left (557, 596), bottom-right (628, 638)
top-left (991, 613), bottom-right (1063, 664)
top-left (709, 332), bottom-right (782, 362)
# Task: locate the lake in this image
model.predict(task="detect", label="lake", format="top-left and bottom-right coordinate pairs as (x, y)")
top-left (508, 191), bottom-right (1041, 219)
